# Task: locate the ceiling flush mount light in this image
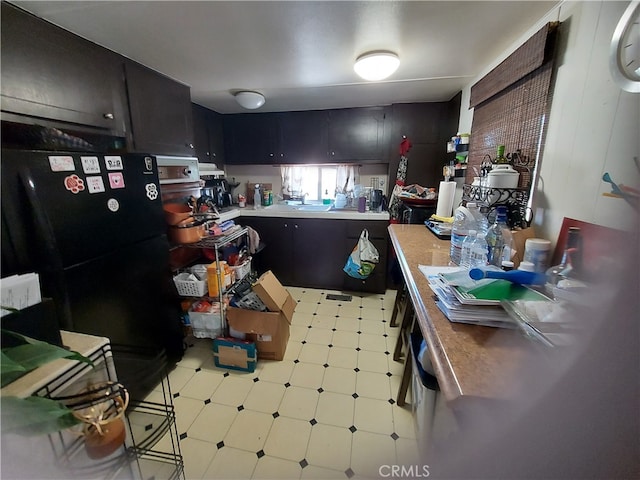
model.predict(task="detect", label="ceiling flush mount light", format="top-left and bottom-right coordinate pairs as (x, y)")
top-left (354, 51), bottom-right (400, 81)
top-left (234, 91), bottom-right (266, 109)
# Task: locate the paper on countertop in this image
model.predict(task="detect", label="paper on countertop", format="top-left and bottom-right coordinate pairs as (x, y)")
top-left (1, 273), bottom-right (42, 316)
top-left (418, 264), bottom-right (463, 281)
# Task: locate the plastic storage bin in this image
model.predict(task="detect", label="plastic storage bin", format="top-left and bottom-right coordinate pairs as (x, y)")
top-left (173, 272), bottom-right (208, 297)
top-left (229, 257), bottom-right (252, 282)
top-left (189, 301), bottom-right (223, 339)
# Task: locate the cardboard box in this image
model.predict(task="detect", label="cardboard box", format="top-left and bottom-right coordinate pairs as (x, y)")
top-left (511, 227), bottom-right (537, 268)
top-left (250, 270), bottom-right (290, 314)
top-left (226, 271), bottom-right (296, 360)
top-left (213, 337), bottom-right (257, 373)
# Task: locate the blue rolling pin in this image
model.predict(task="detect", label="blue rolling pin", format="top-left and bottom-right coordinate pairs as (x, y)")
top-left (469, 268), bottom-right (547, 285)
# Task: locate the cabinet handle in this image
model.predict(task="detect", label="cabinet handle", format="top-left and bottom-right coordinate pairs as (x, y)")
top-left (294, 224), bottom-right (298, 229)
top-left (269, 153), bottom-right (274, 157)
top-left (284, 223), bottom-right (288, 228)
top-left (103, 113), bottom-right (114, 119)
top-left (186, 143), bottom-right (194, 149)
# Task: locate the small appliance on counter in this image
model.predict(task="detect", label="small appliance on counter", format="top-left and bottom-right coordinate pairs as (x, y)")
top-left (198, 163), bottom-right (233, 209)
top-left (370, 189), bottom-right (384, 212)
top-left (202, 178), bottom-right (233, 208)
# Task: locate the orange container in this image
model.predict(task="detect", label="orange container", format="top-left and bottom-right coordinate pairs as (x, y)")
top-left (207, 263), bottom-right (225, 297)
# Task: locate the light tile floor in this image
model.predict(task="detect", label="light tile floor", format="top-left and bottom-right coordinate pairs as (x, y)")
top-left (161, 287), bottom-right (421, 479)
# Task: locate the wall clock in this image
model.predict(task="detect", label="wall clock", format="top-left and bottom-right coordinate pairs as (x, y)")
top-left (610, 1), bottom-right (640, 93)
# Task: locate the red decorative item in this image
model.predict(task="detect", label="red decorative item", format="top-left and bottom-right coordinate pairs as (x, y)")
top-left (399, 136), bottom-right (412, 156)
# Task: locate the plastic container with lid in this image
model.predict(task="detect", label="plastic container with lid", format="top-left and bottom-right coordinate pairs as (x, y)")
top-left (486, 164), bottom-right (520, 189)
top-left (517, 261), bottom-right (536, 272)
top-left (524, 238), bottom-right (552, 273)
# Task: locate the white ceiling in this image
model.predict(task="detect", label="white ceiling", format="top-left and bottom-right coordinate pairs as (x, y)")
top-left (12, 1), bottom-right (560, 114)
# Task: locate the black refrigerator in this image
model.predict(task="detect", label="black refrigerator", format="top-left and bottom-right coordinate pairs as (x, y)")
top-left (1, 149), bottom-right (184, 368)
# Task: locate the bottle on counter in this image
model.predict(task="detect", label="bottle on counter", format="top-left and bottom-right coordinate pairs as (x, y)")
top-left (460, 229), bottom-right (478, 269)
top-left (470, 232), bottom-right (489, 267)
top-left (523, 238), bottom-right (552, 273)
top-left (466, 201), bottom-right (488, 234)
top-left (450, 205), bottom-right (477, 265)
top-left (322, 189), bottom-right (331, 205)
top-left (501, 260), bottom-right (515, 271)
top-left (495, 144), bottom-right (508, 164)
top-left (254, 184), bottom-right (262, 209)
top-left (545, 226), bottom-right (583, 284)
top-left (486, 206), bottom-right (513, 266)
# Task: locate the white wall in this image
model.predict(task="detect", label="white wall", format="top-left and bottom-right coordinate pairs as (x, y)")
top-left (458, 1), bottom-right (640, 245)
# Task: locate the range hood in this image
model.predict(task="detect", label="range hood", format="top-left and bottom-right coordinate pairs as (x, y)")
top-left (198, 163), bottom-right (225, 177)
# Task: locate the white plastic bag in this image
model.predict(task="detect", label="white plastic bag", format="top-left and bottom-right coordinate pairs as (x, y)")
top-left (343, 229), bottom-right (380, 279)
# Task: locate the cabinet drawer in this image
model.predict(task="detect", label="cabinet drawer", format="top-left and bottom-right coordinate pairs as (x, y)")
top-left (346, 220), bottom-right (389, 239)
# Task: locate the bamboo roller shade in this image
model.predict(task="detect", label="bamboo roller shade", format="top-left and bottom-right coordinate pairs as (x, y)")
top-left (466, 22), bottom-right (559, 188)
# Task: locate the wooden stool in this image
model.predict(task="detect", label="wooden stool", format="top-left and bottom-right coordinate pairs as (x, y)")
top-left (389, 283), bottom-right (408, 328)
top-left (393, 298), bottom-right (414, 362)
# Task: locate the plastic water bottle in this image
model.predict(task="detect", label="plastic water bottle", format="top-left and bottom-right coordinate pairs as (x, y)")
top-left (486, 206), bottom-right (512, 266)
top-left (254, 185), bottom-right (262, 210)
top-left (450, 206), bottom-right (477, 265)
top-left (460, 229), bottom-right (477, 269)
top-left (470, 232), bottom-right (488, 267)
top-left (466, 202), bottom-right (488, 235)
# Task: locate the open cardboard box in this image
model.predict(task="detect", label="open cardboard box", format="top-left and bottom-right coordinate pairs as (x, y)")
top-left (226, 270), bottom-right (295, 360)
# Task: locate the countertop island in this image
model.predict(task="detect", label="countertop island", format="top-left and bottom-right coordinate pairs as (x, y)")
top-left (388, 224), bottom-right (539, 409)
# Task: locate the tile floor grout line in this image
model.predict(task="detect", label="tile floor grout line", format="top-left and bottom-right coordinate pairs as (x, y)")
top-left (175, 288), bottom-right (418, 479)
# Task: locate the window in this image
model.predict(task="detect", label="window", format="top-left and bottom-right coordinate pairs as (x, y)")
top-left (281, 165), bottom-right (356, 201)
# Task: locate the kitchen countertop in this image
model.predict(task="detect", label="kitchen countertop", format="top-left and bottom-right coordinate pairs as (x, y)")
top-left (218, 204), bottom-right (390, 222)
top-left (388, 224), bottom-right (539, 409)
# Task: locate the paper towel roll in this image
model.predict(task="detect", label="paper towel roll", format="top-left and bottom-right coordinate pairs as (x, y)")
top-left (436, 181), bottom-right (456, 217)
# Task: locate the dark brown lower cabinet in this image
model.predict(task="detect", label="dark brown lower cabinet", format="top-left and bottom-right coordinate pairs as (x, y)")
top-left (342, 220), bottom-right (389, 294)
top-left (241, 216), bottom-right (388, 293)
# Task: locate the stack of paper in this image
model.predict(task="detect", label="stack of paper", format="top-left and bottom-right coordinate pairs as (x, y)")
top-left (1, 273), bottom-right (42, 317)
top-left (419, 265), bottom-right (550, 328)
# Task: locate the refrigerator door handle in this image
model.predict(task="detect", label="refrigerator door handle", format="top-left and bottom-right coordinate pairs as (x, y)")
top-left (18, 167), bottom-right (74, 330)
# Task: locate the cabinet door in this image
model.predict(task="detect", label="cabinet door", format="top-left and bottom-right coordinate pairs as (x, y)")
top-left (292, 218), bottom-right (346, 289)
top-left (192, 104), bottom-right (225, 164)
top-left (343, 220), bottom-right (389, 294)
top-left (276, 110), bottom-right (329, 164)
top-left (1, 3), bottom-right (127, 135)
top-left (192, 104), bottom-right (211, 163)
top-left (388, 100), bottom-right (460, 188)
top-left (223, 113), bottom-right (279, 164)
top-left (241, 217), bottom-right (294, 286)
top-left (125, 61), bottom-right (194, 155)
top-left (328, 107), bottom-right (387, 161)
top-left (208, 110), bottom-right (226, 164)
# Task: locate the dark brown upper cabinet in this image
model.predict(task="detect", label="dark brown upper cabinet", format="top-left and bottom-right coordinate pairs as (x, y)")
top-left (222, 112), bottom-right (279, 164)
top-left (192, 104), bottom-right (225, 164)
top-left (327, 107), bottom-right (388, 162)
top-left (124, 61), bottom-right (194, 156)
top-left (387, 99), bottom-right (460, 186)
top-left (224, 106), bottom-right (388, 165)
top-left (224, 111), bottom-right (329, 165)
top-left (0, 3), bottom-right (128, 136)
top-left (275, 110), bottom-right (329, 164)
